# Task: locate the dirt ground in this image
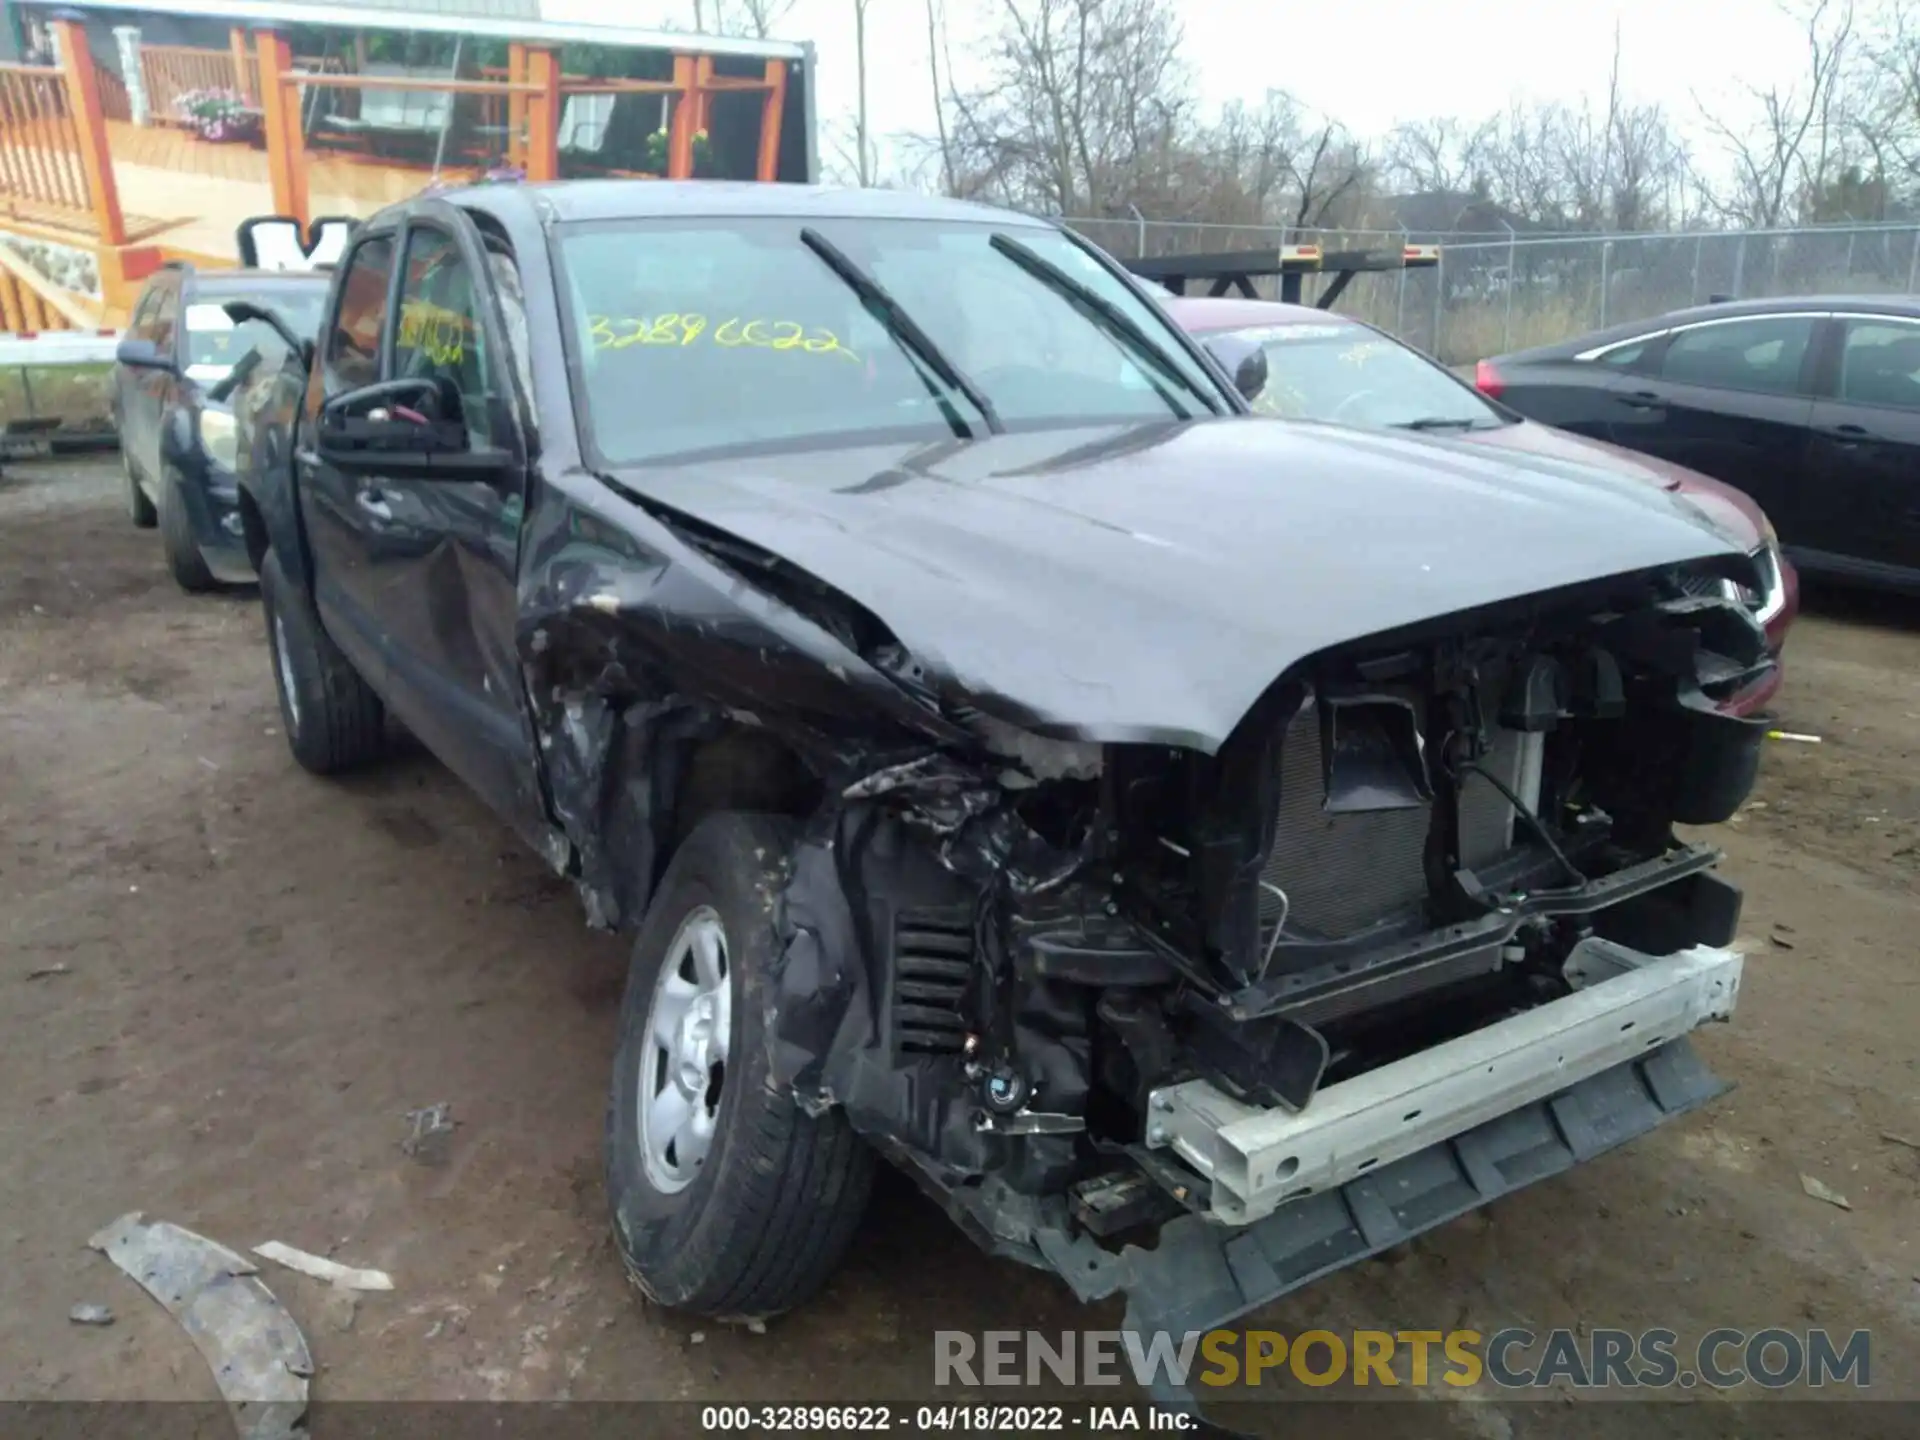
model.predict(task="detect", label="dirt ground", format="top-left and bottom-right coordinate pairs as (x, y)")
top-left (2, 457), bottom-right (1915, 1435)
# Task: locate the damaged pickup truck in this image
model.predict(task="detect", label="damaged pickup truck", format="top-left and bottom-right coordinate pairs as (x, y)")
top-left (234, 182), bottom-right (1767, 1387)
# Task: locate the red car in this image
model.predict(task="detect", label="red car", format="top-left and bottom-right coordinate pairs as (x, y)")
top-left (1167, 296), bottom-right (1797, 708)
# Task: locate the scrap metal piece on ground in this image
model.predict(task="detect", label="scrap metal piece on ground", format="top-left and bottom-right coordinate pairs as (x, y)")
top-left (88, 1211), bottom-right (311, 1440)
top-left (1800, 1173), bottom-right (1852, 1210)
top-left (252, 1240), bottom-right (394, 1292)
top-left (68, 1303), bottom-right (113, 1325)
top-left (400, 1102), bottom-right (456, 1164)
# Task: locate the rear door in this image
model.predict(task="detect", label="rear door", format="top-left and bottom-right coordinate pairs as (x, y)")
top-left (1603, 312), bottom-right (1820, 524)
top-left (1799, 313), bottom-right (1920, 578)
top-left (1499, 337), bottom-right (1660, 440)
top-left (295, 228), bottom-right (400, 687)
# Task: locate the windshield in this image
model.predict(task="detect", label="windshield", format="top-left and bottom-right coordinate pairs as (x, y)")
top-left (1218, 321), bottom-right (1503, 431)
top-left (184, 293), bottom-right (326, 381)
top-left (558, 216), bottom-right (1225, 464)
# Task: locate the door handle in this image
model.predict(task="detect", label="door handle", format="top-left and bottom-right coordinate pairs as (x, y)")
top-left (355, 490), bottom-right (393, 522)
top-left (1619, 390), bottom-right (1667, 410)
top-left (1819, 423), bottom-right (1871, 444)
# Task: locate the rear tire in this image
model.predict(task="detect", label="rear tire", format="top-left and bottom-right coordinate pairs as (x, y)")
top-left (259, 550), bottom-right (386, 775)
top-left (124, 452), bottom-right (156, 528)
top-left (606, 812), bottom-right (874, 1318)
top-left (160, 471), bottom-right (218, 593)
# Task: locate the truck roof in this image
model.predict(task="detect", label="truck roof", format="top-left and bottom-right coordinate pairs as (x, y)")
top-left (506, 181), bottom-right (1050, 227)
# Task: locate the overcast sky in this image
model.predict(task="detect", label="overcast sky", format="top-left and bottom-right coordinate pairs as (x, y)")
top-left (547, 0), bottom-right (1818, 191)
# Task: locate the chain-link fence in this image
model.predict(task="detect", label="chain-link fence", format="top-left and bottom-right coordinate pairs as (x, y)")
top-left (1065, 217), bottom-right (1920, 366)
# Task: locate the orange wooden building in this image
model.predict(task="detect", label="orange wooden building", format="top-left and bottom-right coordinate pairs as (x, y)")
top-left (0, 0), bottom-right (816, 327)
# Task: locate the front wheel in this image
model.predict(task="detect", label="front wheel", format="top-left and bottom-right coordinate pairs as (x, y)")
top-left (159, 470), bottom-right (217, 593)
top-left (606, 812), bottom-right (874, 1318)
top-left (259, 550), bottom-right (386, 775)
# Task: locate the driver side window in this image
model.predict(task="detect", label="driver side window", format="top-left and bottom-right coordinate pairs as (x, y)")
top-left (394, 226), bottom-right (496, 451)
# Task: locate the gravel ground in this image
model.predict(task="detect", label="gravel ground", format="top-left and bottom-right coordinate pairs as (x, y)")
top-left (2, 457), bottom-right (1915, 1436)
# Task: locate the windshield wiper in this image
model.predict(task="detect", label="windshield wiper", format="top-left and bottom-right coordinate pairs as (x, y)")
top-left (987, 232), bottom-right (1223, 419)
top-left (1395, 416), bottom-right (1488, 432)
top-left (799, 227), bottom-right (1003, 437)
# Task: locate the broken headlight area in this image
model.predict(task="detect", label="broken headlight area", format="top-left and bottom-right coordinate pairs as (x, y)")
top-left (765, 565), bottom-right (1765, 1294)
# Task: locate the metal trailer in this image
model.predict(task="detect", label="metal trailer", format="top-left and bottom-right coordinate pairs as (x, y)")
top-left (0, 329), bottom-right (122, 464)
top-left (1128, 242), bottom-right (1442, 309)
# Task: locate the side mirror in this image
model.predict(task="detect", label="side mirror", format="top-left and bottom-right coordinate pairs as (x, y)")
top-left (317, 378), bottom-right (509, 482)
top-left (115, 335), bottom-right (175, 373)
top-left (1201, 334), bottom-right (1268, 403)
top-left (222, 300), bottom-right (316, 373)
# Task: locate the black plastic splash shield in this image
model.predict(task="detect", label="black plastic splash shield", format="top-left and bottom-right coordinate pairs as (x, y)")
top-left (1058, 1038), bottom-right (1730, 1412)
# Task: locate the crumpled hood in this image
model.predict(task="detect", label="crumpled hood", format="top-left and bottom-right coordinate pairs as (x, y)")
top-left (613, 417), bottom-right (1745, 751)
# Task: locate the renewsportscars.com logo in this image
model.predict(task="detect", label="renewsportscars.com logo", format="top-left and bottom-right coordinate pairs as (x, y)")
top-left (934, 1327), bottom-right (1872, 1391)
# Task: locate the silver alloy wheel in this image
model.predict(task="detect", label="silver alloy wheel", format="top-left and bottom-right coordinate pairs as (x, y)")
top-left (272, 611), bottom-right (302, 734)
top-left (637, 905), bottom-right (731, 1194)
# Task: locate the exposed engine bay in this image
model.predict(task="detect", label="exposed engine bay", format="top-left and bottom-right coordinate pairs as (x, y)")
top-left (529, 530), bottom-right (1769, 1298)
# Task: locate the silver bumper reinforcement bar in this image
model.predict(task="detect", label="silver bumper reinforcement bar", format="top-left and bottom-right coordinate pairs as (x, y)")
top-left (1145, 938), bottom-right (1743, 1224)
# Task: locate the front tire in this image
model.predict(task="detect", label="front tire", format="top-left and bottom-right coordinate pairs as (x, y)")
top-left (607, 812), bottom-right (874, 1318)
top-left (123, 451), bottom-right (156, 528)
top-left (259, 550), bottom-right (386, 775)
top-left (159, 470), bottom-right (217, 592)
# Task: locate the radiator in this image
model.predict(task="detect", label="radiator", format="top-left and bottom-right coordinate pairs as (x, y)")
top-left (1259, 699), bottom-right (1535, 939)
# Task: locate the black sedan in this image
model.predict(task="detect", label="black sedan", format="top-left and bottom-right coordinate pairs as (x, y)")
top-left (112, 265), bottom-right (327, 590)
top-left (1478, 296), bottom-right (1920, 593)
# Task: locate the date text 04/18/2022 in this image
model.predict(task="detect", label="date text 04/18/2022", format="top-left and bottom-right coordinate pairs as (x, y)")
top-left (699, 1404), bottom-right (1196, 1432)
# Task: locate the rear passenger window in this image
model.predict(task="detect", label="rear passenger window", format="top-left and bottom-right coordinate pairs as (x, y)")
top-left (145, 283), bottom-right (180, 356)
top-left (129, 285), bottom-right (164, 343)
top-left (1658, 316), bottom-right (1815, 396)
top-left (1836, 320), bottom-right (1920, 412)
top-left (322, 237), bottom-right (395, 394)
top-left (1594, 339), bottom-right (1653, 368)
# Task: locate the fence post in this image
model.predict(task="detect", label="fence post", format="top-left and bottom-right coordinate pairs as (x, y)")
top-left (229, 25), bottom-right (253, 104)
top-left (1395, 227), bottom-right (1409, 336)
top-left (255, 28), bottom-right (307, 225)
top-left (111, 25), bottom-right (146, 126)
top-left (506, 41), bottom-right (527, 170)
top-left (1598, 240), bottom-right (1610, 328)
top-left (756, 59), bottom-right (787, 182)
top-left (1732, 234), bottom-right (1746, 296)
top-left (50, 13), bottom-right (126, 246)
top-left (668, 54), bottom-right (696, 179)
top-left (1690, 233), bottom-right (1702, 305)
top-left (1908, 228), bottom-right (1919, 293)
top-left (1432, 246), bottom-right (1445, 360)
top-left (524, 46), bottom-right (560, 182)
top-left (1502, 221), bottom-right (1516, 353)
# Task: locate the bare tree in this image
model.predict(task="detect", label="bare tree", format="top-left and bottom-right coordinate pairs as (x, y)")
top-left (1858, 0), bottom-right (1920, 208)
top-left (926, 0), bottom-right (956, 193)
top-left (928, 0), bottom-right (1192, 214)
top-left (1698, 0), bottom-right (1859, 226)
top-left (694, 0), bottom-right (796, 37)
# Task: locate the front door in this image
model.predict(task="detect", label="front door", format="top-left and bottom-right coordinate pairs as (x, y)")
top-left (1800, 314), bottom-right (1920, 579)
top-left (350, 209), bottom-right (540, 831)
